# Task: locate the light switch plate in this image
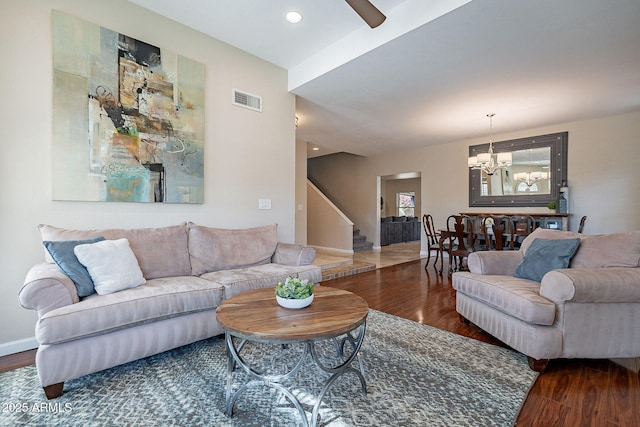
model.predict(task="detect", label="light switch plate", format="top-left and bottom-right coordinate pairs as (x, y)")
top-left (258, 199), bottom-right (271, 210)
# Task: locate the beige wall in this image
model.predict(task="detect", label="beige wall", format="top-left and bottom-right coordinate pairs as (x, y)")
top-left (307, 182), bottom-right (354, 252)
top-left (0, 1), bottom-right (296, 350)
top-left (382, 178), bottom-right (421, 218)
top-left (307, 152), bottom-right (377, 245)
top-left (309, 110), bottom-right (640, 252)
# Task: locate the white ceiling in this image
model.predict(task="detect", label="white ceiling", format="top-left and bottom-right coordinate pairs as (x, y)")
top-left (129, 0), bottom-right (640, 158)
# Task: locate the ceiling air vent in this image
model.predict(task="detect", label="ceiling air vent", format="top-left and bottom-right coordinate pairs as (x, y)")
top-left (232, 88), bottom-right (262, 112)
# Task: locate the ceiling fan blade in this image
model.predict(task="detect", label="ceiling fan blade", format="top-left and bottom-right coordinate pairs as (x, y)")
top-left (345, 0), bottom-right (386, 28)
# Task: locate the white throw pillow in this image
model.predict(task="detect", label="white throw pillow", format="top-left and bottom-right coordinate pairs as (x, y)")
top-left (74, 238), bottom-right (146, 295)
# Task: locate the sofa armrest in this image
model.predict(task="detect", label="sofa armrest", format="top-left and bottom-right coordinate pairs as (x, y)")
top-left (540, 267), bottom-right (640, 303)
top-left (272, 243), bottom-right (316, 266)
top-left (467, 251), bottom-right (523, 275)
top-left (19, 263), bottom-right (79, 316)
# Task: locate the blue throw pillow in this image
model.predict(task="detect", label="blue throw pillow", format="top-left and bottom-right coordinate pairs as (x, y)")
top-left (43, 237), bottom-right (105, 297)
top-left (514, 238), bottom-right (581, 282)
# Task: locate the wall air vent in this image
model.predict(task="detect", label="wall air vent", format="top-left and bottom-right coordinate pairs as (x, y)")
top-left (232, 88), bottom-right (262, 112)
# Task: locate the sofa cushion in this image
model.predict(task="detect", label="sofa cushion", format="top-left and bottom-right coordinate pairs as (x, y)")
top-left (39, 223), bottom-right (192, 279)
top-left (200, 263), bottom-right (322, 299)
top-left (35, 276), bottom-right (224, 345)
top-left (519, 228), bottom-right (582, 254)
top-left (515, 238), bottom-right (581, 282)
top-left (571, 231), bottom-right (640, 268)
top-left (452, 272), bottom-right (556, 325)
top-left (272, 243), bottom-right (317, 266)
top-left (43, 236), bottom-right (105, 297)
top-left (188, 223), bottom-right (278, 276)
top-left (74, 238), bottom-right (146, 295)
top-left (519, 228), bottom-right (640, 269)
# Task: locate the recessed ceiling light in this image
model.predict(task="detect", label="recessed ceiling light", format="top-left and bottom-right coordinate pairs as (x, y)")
top-left (312, 147), bottom-right (319, 151)
top-left (285, 11), bottom-right (303, 24)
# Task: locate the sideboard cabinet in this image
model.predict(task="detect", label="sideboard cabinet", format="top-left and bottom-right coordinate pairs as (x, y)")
top-left (459, 213), bottom-right (570, 231)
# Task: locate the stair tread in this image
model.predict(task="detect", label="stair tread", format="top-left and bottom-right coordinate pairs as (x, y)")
top-left (353, 240), bottom-right (372, 246)
top-left (353, 241), bottom-right (372, 247)
top-left (353, 242), bottom-right (373, 252)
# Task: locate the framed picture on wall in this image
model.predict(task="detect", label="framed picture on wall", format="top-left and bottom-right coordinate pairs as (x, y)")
top-left (52, 11), bottom-right (205, 203)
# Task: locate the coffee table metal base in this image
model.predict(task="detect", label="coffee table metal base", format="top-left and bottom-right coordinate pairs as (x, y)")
top-left (224, 322), bottom-right (367, 427)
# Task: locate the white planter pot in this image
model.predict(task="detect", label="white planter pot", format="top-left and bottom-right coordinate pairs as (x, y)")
top-left (276, 294), bottom-right (314, 309)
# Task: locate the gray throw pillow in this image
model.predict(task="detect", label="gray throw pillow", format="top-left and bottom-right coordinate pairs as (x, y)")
top-left (43, 236), bottom-right (105, 297)
top-left (514, 238), bottom-right (581, 282)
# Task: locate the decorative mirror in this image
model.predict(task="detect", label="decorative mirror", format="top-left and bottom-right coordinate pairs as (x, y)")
top-left (469, 132), bottom-right (567, 207)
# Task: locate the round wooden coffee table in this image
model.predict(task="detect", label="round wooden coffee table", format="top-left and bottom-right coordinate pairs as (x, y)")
top-left (216, 285), bottom-right (369, 427)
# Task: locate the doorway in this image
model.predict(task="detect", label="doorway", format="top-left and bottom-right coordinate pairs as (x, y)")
top-left (378, 172), bottom-right (422, 250)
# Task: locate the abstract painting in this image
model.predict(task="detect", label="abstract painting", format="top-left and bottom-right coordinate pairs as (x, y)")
top-left (52, 11), bottom-right (205, 203)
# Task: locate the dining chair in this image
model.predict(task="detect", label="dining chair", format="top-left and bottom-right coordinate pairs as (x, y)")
top-left (509, 215), bottom-right (537, 249)
top-left (468, 215), bottom-right (488, 251)
top-left (578, 215), bottom-right (587, 233)
top-left (481, 215), bottom-right (510, 251)
top-left (445, 214), bottom-right (474, 275)
top-left (422, 214), bottom-right (441, 270)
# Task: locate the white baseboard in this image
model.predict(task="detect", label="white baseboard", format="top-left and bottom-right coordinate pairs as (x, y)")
top-left (0, 337), bottom-right (38, 357)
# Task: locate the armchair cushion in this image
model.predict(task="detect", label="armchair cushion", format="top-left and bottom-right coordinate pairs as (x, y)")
top-left (468, 250), bottom-right (523, 275)
top-left (520, 228), bottom-right (582, 253)
top-left (520, 229), bottom-right (640, 268)
top-left (453, 272), bottom-right (556, 325)
top-left (515, 238), bottom-right (581, 282)
top-left (571, 231), bottom-right (640, 268)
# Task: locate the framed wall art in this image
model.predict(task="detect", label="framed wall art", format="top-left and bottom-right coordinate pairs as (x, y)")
top-left (52, 11), bottom-right (205, 203)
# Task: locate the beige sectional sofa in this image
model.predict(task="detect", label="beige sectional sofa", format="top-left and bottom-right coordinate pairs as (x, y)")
top-left (19, 222), bottom-right (321, 399)
top-left (452, 228), bottom-right (640, 372)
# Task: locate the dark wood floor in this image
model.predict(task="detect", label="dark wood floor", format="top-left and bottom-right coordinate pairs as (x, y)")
top-left (2, 259), bottom-right (638, 426)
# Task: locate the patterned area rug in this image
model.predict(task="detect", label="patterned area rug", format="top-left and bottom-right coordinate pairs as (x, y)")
top-left (0, 310), bottom-right (538, 426)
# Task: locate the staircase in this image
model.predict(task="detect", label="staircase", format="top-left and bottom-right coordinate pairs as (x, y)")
top-left (353, 228), bottom-right (373, 252)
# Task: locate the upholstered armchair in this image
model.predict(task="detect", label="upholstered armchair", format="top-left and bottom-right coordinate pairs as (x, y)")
top-left (452, 228), bottom-right (640, 371)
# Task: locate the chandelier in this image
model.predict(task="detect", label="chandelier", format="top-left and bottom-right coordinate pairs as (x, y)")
top-left (514, 171), bottom-right (549, 187)
top-left (467, 113), bottom-right (512, 176)
top-left (514, 149), bottom-right (548, 187)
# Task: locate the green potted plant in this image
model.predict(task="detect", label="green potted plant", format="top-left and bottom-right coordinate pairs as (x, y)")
top-left (275, 276), bottom-right (316, 309)
top-left (547, 201), bottom-right (557, 212)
